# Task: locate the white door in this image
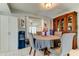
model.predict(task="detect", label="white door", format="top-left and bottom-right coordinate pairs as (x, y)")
top-left (8, 16), bottom-right (18, 51)
top-left (0, 15), bottom-right (9, 52)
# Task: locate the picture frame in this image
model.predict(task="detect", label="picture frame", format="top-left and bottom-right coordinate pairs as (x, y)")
top-left (19, 18), bottom-right (26, 29)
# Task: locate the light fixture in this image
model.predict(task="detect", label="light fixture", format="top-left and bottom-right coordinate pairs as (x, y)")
top-left (41, 3), bottom-right (56, 9)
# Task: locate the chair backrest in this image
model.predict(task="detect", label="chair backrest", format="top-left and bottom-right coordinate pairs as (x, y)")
top-left (60, 33), bottom-right (76, 56)
top-left (54, 31), bottom-right (62, 37)
top-left (28, 33), bottom-right (35, 48)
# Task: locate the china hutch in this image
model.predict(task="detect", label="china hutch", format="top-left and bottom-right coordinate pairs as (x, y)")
top-left (53, 11), bottom-right (77, 33)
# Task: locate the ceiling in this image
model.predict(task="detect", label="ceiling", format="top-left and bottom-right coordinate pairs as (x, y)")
top-left (0, 3), bottom-right (11, 14)
top-left (8, 3), bottom-right (79, 18)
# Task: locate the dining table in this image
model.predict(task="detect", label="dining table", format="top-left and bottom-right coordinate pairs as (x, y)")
top-left (34, 35), bottom-right (60, 40)
top-left (33, 35), bottom-right (61, 55)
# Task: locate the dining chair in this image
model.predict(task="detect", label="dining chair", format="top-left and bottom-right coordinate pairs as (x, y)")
top-left (60, 33), bottom-right (76, 56)
top-left (51, 31), bottom-right (62, 48)
top-left (54, 31), bottom-right (62, 37)
top-left (28, 33), bottom-right (37, 56)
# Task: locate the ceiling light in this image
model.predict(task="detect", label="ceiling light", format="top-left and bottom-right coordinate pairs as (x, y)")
top-left (41, 3), bottom-right (56, 9)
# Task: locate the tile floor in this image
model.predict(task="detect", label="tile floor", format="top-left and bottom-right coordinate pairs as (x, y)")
top-left (0, 47), bottom-right (61, 56)
top-left (69, 49), bottom-right (79, 56)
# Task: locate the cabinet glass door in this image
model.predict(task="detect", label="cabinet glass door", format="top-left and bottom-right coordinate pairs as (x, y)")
top-left (67, 16), bottom-right (72, 32)
top-left (57, 20), bottom-right (60, 31)
top-left (61, 18), bottom-right (64, 31)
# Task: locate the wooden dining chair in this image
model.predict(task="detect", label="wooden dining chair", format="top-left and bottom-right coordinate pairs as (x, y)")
top-left (28, 33), bottom-right (36, 56)
top-left (60, 33), bottom-right (76, 56)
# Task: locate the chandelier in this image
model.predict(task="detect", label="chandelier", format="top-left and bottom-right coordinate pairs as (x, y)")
top-left (42, 3), bottom-right (55, 9)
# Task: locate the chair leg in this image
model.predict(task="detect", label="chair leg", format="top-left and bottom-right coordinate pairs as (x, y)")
top-left (33, 50), bottom-right (36, 56)
top-left (29, 47), bottom-right (32, 55)
top-left (44, 48), bottom-right (51, 56)
top-left (44, 50), bottom-right (46, 56)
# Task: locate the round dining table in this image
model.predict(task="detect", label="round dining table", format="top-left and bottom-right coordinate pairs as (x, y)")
top-left (33, 35), bottom-right (61, 55)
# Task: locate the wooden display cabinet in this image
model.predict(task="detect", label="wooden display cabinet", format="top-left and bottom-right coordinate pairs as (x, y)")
top-left (53, 11), bottom-right (77, 33)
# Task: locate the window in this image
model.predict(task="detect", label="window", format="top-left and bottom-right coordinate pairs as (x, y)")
top-left (29, 26), bottom-right (36, 34)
